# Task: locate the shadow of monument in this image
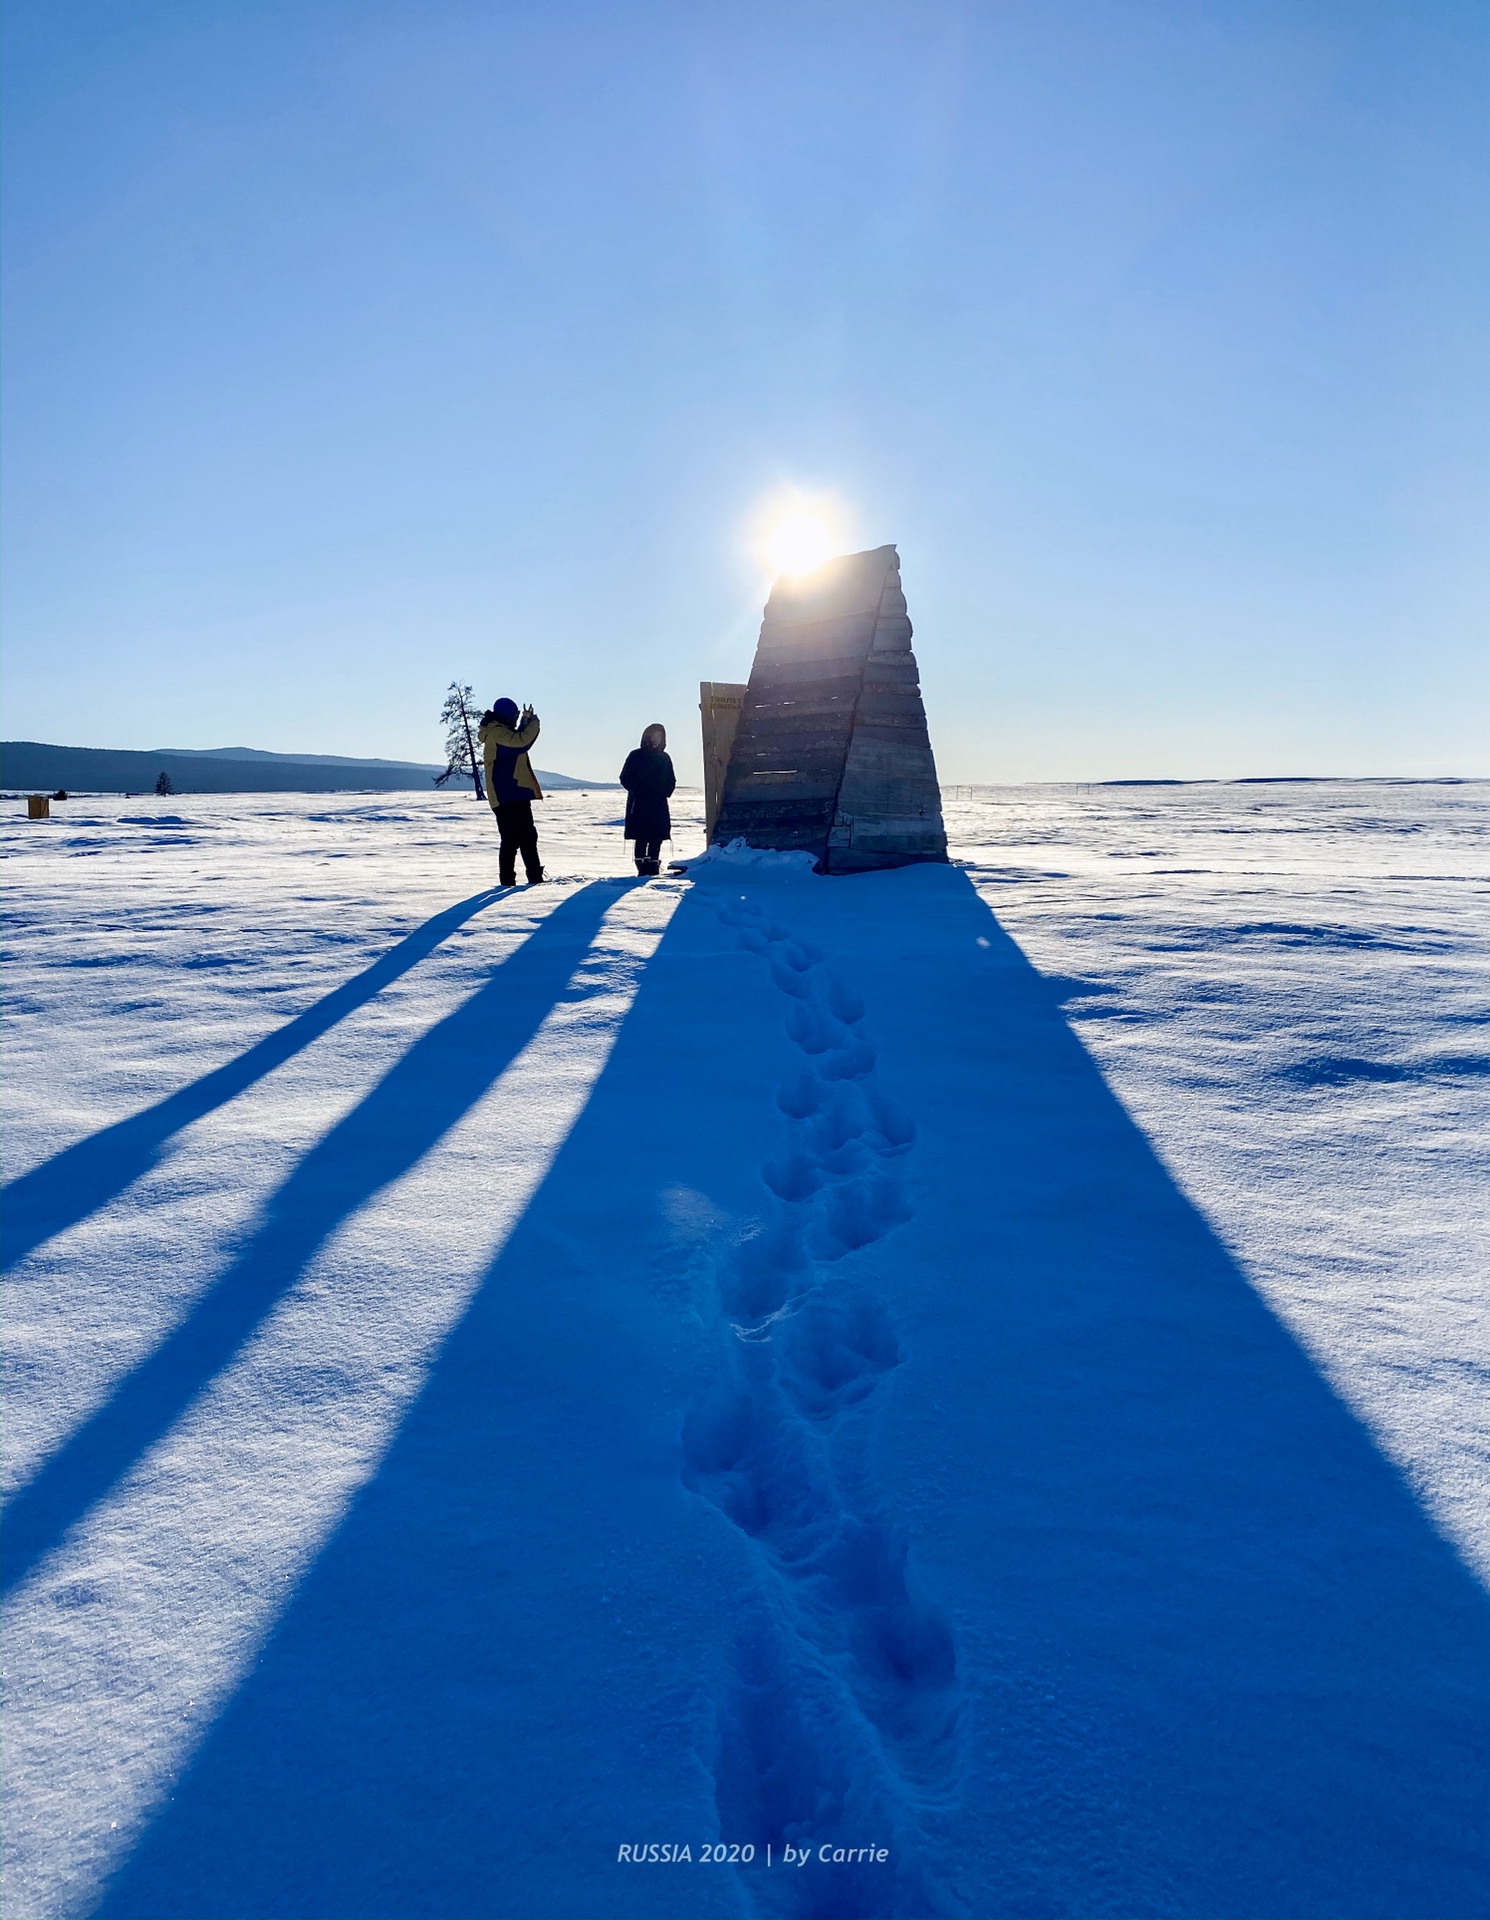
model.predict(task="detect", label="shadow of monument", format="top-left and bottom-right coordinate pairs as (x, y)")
top-left (1, 889), bottom-right (506, 1273)
top-left (2, 883), bottom-right (623, 1601)
top-left (92, 873), bottom-right (1489, 1920)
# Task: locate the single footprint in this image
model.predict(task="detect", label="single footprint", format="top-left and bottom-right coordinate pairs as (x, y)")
top-left (809, 1172), bottom-right (913, 1261)
top-left (779, 1290), bottom-right (903, 1421)
top-left (777, 1067), bottom-right (827, 1119)
top-left (822, 974), bottom-right (866, 1025)
top-left (785, 1000), bottom-right (844, 1054)
top-left (761, 1149), bottom-right (824, 1204)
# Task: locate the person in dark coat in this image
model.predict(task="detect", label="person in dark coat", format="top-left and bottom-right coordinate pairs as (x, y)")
top-left (619, 724), bottom-right (676, 876)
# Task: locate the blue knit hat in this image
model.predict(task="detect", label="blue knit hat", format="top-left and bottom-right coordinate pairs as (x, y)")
top-left (492, 697), bottom-right (519, 725)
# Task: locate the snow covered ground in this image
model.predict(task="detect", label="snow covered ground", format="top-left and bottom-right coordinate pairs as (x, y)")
top-left (3, 782), bottom-right (1487, 1920)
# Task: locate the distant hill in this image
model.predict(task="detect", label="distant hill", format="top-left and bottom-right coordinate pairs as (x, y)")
top-left (151, 745), bottom-right (444, 768)
top-left (1, 742), bottom-right (609, 795)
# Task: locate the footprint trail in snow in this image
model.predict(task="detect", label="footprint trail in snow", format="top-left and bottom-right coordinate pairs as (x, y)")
top-left (683, 889), bottom-right (964, 1920)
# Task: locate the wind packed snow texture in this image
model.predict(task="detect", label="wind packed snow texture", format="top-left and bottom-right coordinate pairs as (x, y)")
top-left (3, 783), bottom-right (1487, 1920)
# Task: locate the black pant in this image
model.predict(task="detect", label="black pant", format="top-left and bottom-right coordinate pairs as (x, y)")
top-left (494, 801), bottom-right (542, 885)
top-left (633, 836), bottom-right (664, 871)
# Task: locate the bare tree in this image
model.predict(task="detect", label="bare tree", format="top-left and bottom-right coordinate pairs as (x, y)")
top-left (435, 683), bottom-right (485, 800)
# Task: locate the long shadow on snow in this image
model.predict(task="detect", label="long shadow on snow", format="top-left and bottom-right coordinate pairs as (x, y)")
top-left (93, 872), bottom-right (1490, 1920)
top-left (1, 888), bottom-right (505, 1272)
top-left (2, 882), bottom-right (620, 1601)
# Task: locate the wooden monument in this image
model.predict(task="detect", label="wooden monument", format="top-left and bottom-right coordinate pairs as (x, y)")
top-left (709, 545), bottom-right (947, 873)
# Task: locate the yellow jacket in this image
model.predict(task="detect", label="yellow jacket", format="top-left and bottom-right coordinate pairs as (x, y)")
top-left (478, 714), bottom-right (544, 808)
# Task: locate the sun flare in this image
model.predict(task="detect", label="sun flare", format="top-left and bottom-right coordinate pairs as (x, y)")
top-left (766, 510), bottom-right (835, 578)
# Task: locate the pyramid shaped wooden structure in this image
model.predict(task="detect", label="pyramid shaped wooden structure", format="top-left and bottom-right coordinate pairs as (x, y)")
top-left (710, 545), bottom-right (948, 873)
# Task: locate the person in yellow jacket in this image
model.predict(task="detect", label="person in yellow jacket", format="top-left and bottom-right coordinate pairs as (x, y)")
top-left (477, 697), bottom-right (544, 885)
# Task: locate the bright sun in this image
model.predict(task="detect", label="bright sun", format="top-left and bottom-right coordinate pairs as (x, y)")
top-left (767, 510), bottom-right (835, 577)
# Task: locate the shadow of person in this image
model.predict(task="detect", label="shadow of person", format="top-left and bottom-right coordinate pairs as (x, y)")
top-left (2, 882), bottom-right (623, 1601)
top-left (2, 890), bottom-right (506, 1273)
top-left (91, 870), bottom-right (1489, 1920)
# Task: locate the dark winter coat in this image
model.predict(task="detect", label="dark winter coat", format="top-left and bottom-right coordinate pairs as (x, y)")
top-left (619, 747), bottom-right (675, 843)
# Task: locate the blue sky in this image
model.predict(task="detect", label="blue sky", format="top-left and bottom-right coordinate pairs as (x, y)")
top-left (3, 0), bottom-right (1486, 782)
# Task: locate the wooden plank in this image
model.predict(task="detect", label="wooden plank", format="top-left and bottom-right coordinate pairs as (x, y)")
top-left (699, 681), bottom-right (747, 838)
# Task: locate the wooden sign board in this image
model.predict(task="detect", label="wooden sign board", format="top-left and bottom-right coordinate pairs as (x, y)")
top-left (710, 545), bottom-right (947, 873)
top-left (699, 681), bottom-right (747, 839)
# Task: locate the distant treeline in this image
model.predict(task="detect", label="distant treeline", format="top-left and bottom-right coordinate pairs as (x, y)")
top-left (2, 742), bottom-right (604, 795)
